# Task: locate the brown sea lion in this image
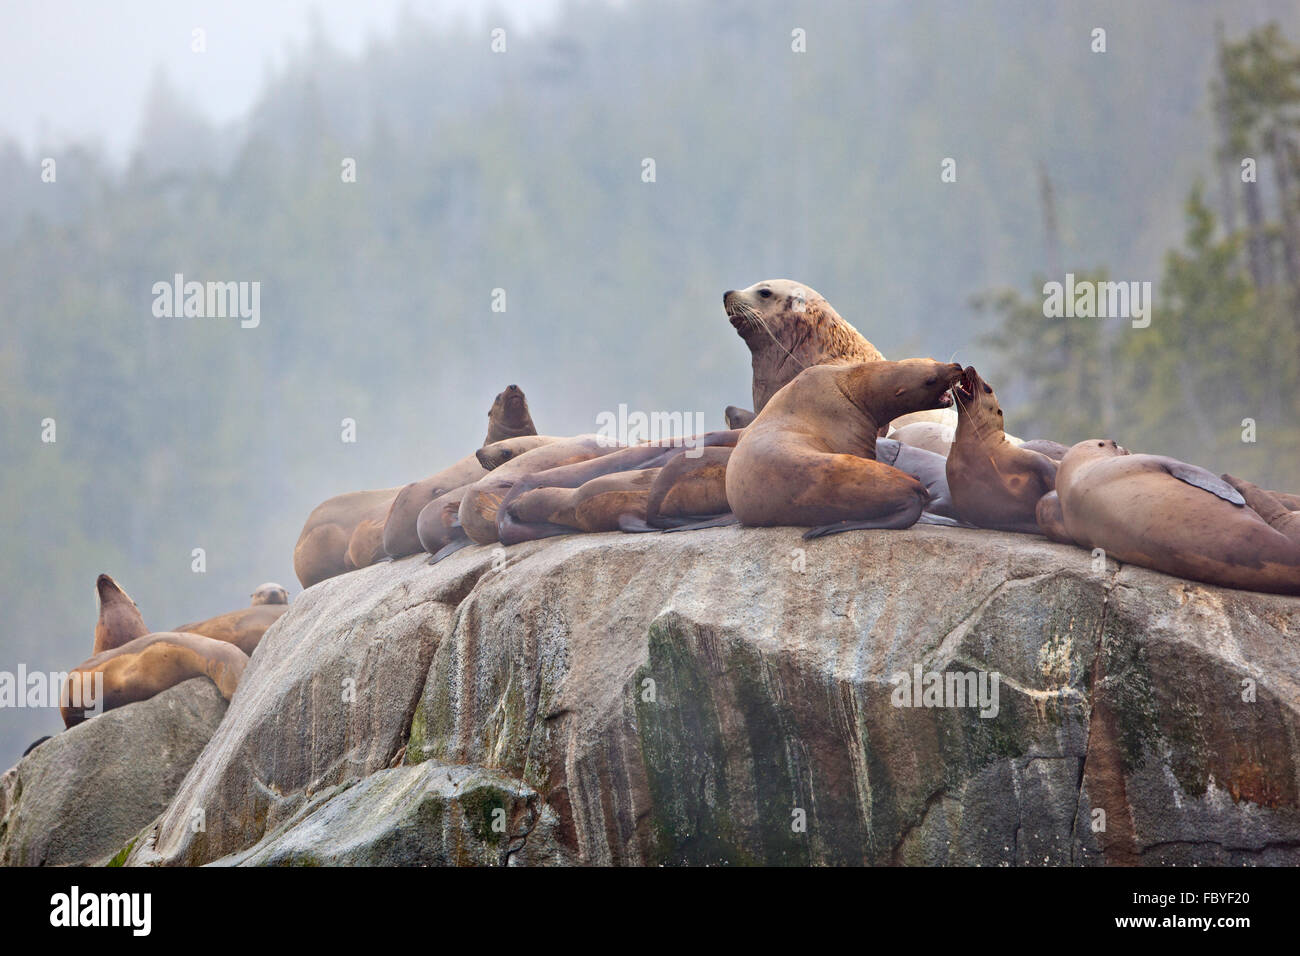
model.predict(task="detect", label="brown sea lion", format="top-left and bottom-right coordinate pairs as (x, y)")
top-left (1054, 441), bottom-right (1300, 595)
top-left (293, 485), bottom-right (403, 589)
top-left (378, 386), bottom-right (541, 559)
top-left (946, 366), bottom-right (1058, 534)
top-left (416, 486), bottom-right (473, 560)
top-left (725, 406), bottom-right (756, 429)
top-left (889, 421), bottom-right (955, 457)
top-left (723, 279), bottom-right (955, 433)
top-left (174, 602), bottom-right (289, 657)
top-left (1018, 439), bottom-right (1071, 462)
top-left (496, 431), bottom-right (742, 544)
top-left (726, 359), bottom-right (963, 537)
top-left (382, 435), bottom-right (554, 559)
top-left (250, 582), bottom-right (289, 605)
top-left (1034, 491), bottom-right (1073, 544)
top-left (724, 279), bottom-right (885, 413)
top-left (458, 436), bottom-right (621, 546)
top-left (483, 383), bottom-right (537, 443)
top-left (1222, 475), bottom-right (1300, 541)
top-left (505, 467), bottom-right (665, 538)
top-left (60, 631), bottom-right (249, 728)
top-left (92, 573), bottom-right (149, 655)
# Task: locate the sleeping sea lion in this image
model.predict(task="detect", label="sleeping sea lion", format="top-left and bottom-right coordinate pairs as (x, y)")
top-left (60, 632), bottom-right (249, 728)
top-left (1052, 440), bottom-right (1300, 595)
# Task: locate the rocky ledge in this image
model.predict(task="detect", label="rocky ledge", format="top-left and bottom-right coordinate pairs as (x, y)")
top-left (8, 525), bottom-right (1300, 866)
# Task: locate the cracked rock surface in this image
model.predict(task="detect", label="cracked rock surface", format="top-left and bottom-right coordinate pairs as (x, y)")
top-left (95, 525), bottom-right (1300, 866)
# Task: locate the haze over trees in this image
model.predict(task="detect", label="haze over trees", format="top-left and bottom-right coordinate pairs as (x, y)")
top-left (1, 0), bottom-right (1297, 766)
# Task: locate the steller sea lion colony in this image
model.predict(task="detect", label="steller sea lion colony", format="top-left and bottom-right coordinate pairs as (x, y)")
top-left (43, 278), bottom-right (1300, 732)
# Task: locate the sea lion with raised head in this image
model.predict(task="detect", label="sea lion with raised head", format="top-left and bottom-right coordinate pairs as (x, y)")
top-left (60, 631), bottom-right (249, 728)
top-left (723, 279), bottom-right (955, 433)
top-left (946, 366), bottom-right (1058, 534)
top-left (92, 573), bottom-right (149, 655)
top-left (250, 582), bottom-right (289, 605)
top-left (726, 359), bottom-right (963, 537)
top-left (1053, 441), bottom-right (1300, 595)
top-left (483, 384), bottom-right (537, 443)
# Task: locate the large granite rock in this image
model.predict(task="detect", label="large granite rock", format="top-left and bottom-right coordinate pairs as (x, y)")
top-left (0, 679), bottom-right (228, 866)
top-left (121, 526), bottom-right (1300, 866)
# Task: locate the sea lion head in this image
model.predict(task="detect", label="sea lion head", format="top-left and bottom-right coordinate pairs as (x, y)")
top-left (250, 582), bottom-right (289, 605)
top-left (723, 279), bottom-right (830, 342)
top-left (877, 359), bottom-right (962, 416)
top-left (486, 384), bottom-right (537, 443)
top-left (951, 365), bottom-right (1007, 435)
top-left (1067, 438), bottom-right (1129, 463)
top-left (93, 573), bottom-right (148, 655)
top-left (477, 440), bottom-right (523, 470)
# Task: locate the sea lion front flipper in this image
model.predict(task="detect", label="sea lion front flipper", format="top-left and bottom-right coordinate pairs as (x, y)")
top-left (915, 512), bottom-right (962, 527)
top-left (1157, 459), bottom-right (1245, 505)
top-left (428, 539), bottom-right (473, 564)
top-left (660, 513), bottom-right (740, 533)
top-left (803, 506), bottom-right (923, 539)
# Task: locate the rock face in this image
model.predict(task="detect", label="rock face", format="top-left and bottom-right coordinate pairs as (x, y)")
top-left (0, 679), bottom-right (228, 866)
top-left (112, 525), bottom-right (1300, 867)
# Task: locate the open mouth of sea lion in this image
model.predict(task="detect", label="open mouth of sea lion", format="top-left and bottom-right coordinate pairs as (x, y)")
top-left (953, 366), bottom-right (978, 404)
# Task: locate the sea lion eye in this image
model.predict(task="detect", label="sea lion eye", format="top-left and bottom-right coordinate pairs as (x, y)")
top-left (758, 288), bottom-right (772, 299)
top-left (924, 377), bottom-right (937, 386)
top-left (983, 384), bottom-right (992, 394)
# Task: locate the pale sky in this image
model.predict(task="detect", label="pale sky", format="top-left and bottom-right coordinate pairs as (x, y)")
top-left (0, 0), bottom-right (566, 159)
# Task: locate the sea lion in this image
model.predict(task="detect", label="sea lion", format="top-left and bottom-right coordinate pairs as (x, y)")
top-left (496, 431), bottom-right (742, 544)
top-left (92, 573), bottom-right (149, 655)
top-left (1053, 441), bottom-right (1300, 595)
top-left (483, 383), bottom-right (537, 443)
top-left (458, 436), bottom-right (620, 546)
top-left (174, 601), bottom-right (289, 657)
top-left (725, 406), bottom-right (756, 429)
top-left (60, 631), bottom-right (249, 728)
top-left (250, 582), bottom-right (289, 605)
top-left (946, 366), bottom-right (1058, 534)
top-left (1018, 439), bottom-right (1070, 461)
top-left (726, 359), bottom-right (963, 536)
top-left (725, 279), bottom-right (885, 413)
top-left (723, 279), bottom-right (955, 432)
top-left (1222, 474), bottom-right (1300, 540)
top-left (889, 421), bottom-right (955, 457)
top-left (382, 435), bottom-right (554, 559)
top-left (417, 486), bottom-right (473, 559)
top-left (876, 438), bottom-right (960, 521)
top-left (293, 485), bottom-right (403, 588)
top-left (504, 467), bottom-right (665, 539)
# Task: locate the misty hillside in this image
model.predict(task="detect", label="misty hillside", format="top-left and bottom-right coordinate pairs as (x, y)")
top-left (2, 0), bottom-right (1298, 768)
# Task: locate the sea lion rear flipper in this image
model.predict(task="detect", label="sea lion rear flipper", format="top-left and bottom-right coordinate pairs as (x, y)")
top-left (660, 513), bottom-right (740, 533)
top-left (1159, 459), bottom-right (1245, 505)
top-left (428, 539), bottom-right (473, 564)
top-left (915, 512), bottom-right (962, 527)
top-left (803, 507), bottom-right (923, 539)
top-left (618, 515), bottom-right (659, 533)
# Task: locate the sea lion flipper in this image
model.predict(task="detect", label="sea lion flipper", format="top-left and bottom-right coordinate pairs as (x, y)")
top-left (660, 513), bottom-right (740, 533)
top-left (618, 515), bottom-right (659, 533)
top-left (428, 539), bottom-right (472, 564)
top-left (1160, 460), bottom-right (1245, 505)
